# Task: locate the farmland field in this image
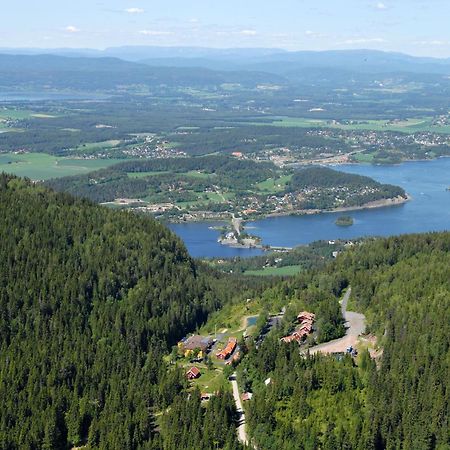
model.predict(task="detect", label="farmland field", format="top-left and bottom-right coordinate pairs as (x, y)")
top-left (0, 109), bottom-right (34, 120)
top-left (244, 265), bottom-right (303, 276)
top-left (0, 152), bottom-right (126, 180)
top-left (256, 116), bottom-right (450, 134)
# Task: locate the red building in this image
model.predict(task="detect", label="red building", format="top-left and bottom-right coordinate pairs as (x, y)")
top-left (216, 337), bottom-right (237, 360)
top-left (186, 367), bottom-right (200, 380)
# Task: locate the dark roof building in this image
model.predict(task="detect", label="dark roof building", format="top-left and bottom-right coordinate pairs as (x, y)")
top-left (181, 335), bottom-right (213, 352)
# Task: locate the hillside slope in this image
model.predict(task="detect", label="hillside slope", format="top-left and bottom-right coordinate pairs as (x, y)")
top-left (0, 174), bottom-right (239, 449)
top-left (240, 233), bottom-right (450, 449)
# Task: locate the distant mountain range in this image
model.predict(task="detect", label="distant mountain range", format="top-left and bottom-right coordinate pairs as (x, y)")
top-left (1, 47), bottom-right (450, 75)
top-left (1, 48), bottom-right (450, 93)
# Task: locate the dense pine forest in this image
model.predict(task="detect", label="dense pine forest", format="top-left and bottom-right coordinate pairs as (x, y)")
top-left (240, 233), bottom-right (450, 449)
top-left (0, 174), bottom-right (242, 449)
top-left (1, 173), bottom-right (449, 450)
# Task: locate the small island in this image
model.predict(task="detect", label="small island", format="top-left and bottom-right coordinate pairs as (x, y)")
top-left (335, 215), bottom-right (354, 227)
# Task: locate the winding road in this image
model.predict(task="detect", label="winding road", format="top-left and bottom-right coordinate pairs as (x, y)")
top-left (230, 373), bottom-right (249, 446)
top-left (308, 287), bottom-right (366, 355)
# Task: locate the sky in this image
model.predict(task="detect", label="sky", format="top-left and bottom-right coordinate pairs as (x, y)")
top-left (2, 0), bottom-right (450, 57)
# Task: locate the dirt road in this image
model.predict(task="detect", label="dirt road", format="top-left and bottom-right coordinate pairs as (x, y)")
top-left (230, 373), bottom-right (248, 446)
top-left (308, 287), bottom-right (366, 355)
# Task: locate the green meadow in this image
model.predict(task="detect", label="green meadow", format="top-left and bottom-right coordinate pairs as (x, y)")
top-left (244, 265), bottom-right (303, 277)
top-left (255, 116), bottom-right (450, 134)
top-left (0, 153), bottom-right (125, 180)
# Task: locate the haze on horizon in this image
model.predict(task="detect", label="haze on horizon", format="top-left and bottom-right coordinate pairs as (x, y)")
top-left (2, 0), bottom-right (450, 58)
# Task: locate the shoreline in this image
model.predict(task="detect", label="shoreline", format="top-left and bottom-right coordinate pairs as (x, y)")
top-left (216, 194), bottom-right (410, 250)
top-left (166, 194), bottom-right (411, 225)
top-left (262, 194), bottom-right (411, 219)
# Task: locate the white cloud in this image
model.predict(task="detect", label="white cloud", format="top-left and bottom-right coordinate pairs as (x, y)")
top-left (125, 8), bottom-right (144, 14)
top-left (305, 30), bottom-right (327, 39)
top-left (415, 40), bottom-right (450, 46)
top-left (65, 26), bottom-right (80, 33)
top-left (139, 30), bottom-right (173, 36)
top-left (375, 2), bottom-right (387, 10)
top-left (240, 29), bottom-right (257, 36)
top-left (340, 37), bottom-right (386, 45)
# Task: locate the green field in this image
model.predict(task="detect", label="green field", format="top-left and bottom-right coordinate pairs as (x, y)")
top-left (0, 109), bottom-right (34, 120)
top-left (127, 171), bottom-right (171, 178)
top-left (75, 139), bottom-right (122, 151)
top-left (255, 174), bottom-right (292, 193)
top-left (0, 153), bottom-right (126, 180)
top-left (189, 367), bottom-right (229, 393)
top-left (244, 265), bottom-right (302, 277)
top-left (254, 116), bottom-right (450, 134)
top-left (352, 152), bottom-right (375, 163)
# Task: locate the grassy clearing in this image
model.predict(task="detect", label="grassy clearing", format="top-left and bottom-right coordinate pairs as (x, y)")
top-left (30, 113), bottom-right (58, 119)
top-left (252, 116), bottom-right (450, 134)
top-left (185, 170), bottom-right (213, 179)
top-left (244, 265), bottom-right (303, 277)
top-left (352, 153), bottom-right (375, 163)
top-left (199, 299), bottom-right (263, 337)
top-left (0, 109), bottom-right (34, 120)
top-left (0, 152), bottom-right (126, 180)
top-left (127, 171), bottom-right (171, 178)
top-left (189, 367), bottom-right (229, 393)
top-left (255, 174), bottom-right (292, 193)
top-left (75, 140), bottom-right (121, 151)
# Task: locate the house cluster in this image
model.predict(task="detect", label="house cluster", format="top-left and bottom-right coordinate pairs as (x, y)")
top-left (281, 311), bottom-right (315, 344)
top-left (178, 335), bottom-right (213, 359)
top-left (216, 337), bottom-right (237, 360)
top-left (225, 351), bottom-right (240, 366)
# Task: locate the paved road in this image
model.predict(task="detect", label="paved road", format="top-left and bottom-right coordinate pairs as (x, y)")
top-left (231, 214), bottom-right (242, 236)
top-left (230, 373), bottom-right (248, 446)
top-left (308, 287), bottom-right (366, 355)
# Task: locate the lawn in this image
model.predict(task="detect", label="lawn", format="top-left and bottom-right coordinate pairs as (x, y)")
top-left (189, 367), bottom-right (229, 393)
top-left (255, 174), bottom-right (292, 193)
top-left (0, 152), bottom-right (126, 180)
top-left (199, 298), bottom-right (264, 337)
top-left (244, 265), bottom-right (302, 277)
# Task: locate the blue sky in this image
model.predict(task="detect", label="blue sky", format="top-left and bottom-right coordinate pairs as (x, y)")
top-left (2, 0), bottom-right (450, 57)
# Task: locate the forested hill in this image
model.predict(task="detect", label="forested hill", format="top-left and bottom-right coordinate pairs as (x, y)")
top-left (0, 53), bottom-right (285, 91)
top-left (240, 232), bottom-right (450, 449)
top-left (0, 174), bottom-right (241, 449)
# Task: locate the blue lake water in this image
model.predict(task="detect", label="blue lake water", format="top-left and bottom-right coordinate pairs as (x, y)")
top-left (169, 158), bottom-right (450, 258)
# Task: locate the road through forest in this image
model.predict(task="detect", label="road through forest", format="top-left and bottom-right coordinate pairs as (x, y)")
top-left (308, 287), bottom-right (366, 355)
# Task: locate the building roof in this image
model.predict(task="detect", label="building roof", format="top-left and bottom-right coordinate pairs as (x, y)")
top-left (216, 337), bottom-right (237, 359)
top-left (186, 367), bottom-right (200, 378)
top-left (182, 335), bottom-right (213, 351)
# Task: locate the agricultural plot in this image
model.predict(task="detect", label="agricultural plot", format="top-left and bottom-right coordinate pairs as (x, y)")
top-left (0, 152), bottom-right (125, 180)
top-left (74, 139), bottom-right (122, 151)
top-left (257, 115), bottom-right (450, 134)
top-left (0, 109), bottom-right (34, 120)
top-left (255, 174), bottom-right (292, 193)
